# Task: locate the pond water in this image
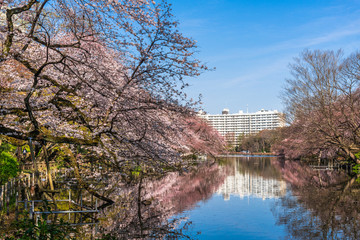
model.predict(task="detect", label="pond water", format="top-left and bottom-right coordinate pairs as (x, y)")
top-left (158, 156), bottom-right (359, 240)
top-left (93, 155), bottom-right (360, 239)
top-left (171, 156), bottom-right (287, 239)
top-left (174, 195), bottom-right (287, 239)
top-left (7, 156), bottom-right (357, 239)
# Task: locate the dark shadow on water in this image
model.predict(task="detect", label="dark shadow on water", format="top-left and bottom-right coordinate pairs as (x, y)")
top-left (272, 159), bottom-right (360, 240)
top-left (97, 161), bottom-right (228, 239)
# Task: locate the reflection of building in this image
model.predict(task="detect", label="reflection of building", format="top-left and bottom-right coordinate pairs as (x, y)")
top-left (199, 109), bottom-right (284, 146)
top-left (217, 171), bottom-right (287, 200)
top-left (217, 158), bottom-right (287, 200)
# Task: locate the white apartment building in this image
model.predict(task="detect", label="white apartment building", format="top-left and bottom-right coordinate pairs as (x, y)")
top-left (199, 109), bottom-right (284, 146)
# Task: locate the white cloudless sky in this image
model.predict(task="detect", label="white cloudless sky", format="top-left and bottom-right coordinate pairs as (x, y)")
top-left (170, 0), bottom-right (360, 114)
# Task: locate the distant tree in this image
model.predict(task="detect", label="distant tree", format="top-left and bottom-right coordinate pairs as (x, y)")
top-left (237, 129), bottom-right (279, 153)
top-left (224, 132), bottom-right (236, 151)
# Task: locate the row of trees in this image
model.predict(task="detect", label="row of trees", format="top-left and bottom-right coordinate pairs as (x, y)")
top-left (235, 130), bottom-right (279, 153)
top-left (274, 49), bottom-right (360, 163)
top-left (0, 0), bottom-right (224, 202)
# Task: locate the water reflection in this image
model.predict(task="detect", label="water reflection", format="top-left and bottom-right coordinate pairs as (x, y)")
top-left (273, 160), bottom-right (360, 240)
top-left (97, 157), bottom-right (360, 239)
top-left (98, 162), bottom-right (228, 239)
top-left (218, 157), bottom-right (286, 200)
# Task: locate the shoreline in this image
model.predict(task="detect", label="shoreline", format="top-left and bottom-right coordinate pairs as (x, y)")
top-left (226, 152), bottom-right (277, 156)
top-left (217, 152), bottom-right (280, 157)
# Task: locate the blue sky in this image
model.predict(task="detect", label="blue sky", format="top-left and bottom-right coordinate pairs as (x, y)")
top-left (170, 0), bottom-right (360, 114)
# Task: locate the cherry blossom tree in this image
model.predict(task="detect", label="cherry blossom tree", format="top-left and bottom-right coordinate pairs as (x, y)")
top-left (0, 0), bottom-right (223, 201)
top-left (179, 116), bottom-right (225, 156)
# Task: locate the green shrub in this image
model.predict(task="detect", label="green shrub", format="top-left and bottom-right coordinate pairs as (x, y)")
top-left (4, 213), bottom-right (77, 240)
top-left (0, 151), bottom-right (19, 185)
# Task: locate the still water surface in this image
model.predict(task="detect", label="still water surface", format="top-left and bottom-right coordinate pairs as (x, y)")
top-left (100, 156), bottom-right (359, 239)
top-left (4, 156), bottom-right (357, 239)
top-left (166, 156), bottom-right (359, 239)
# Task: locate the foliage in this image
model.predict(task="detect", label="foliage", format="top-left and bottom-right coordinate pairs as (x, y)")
top-left (236, 129), bottom-right (280, 153)
top-left (0, 2), bottom-right (225, 237)
top-left (353, 164), bottom-right (360, 182)
top-left (0, 0), bottom-right (224, 204)
top-left (4, 211), bottom-right (77, 240)
top-left (354, 152), bottom-right (360, 182)
top-left (0, 141), bottom-right (18, 185)
top-left (0, 141), bottom-right (17, 153)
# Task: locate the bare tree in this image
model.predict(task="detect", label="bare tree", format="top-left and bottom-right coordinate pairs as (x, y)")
top-left (280, 49), bottom-right (360, 162)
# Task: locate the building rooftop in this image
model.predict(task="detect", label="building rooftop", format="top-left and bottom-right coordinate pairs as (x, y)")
top-left (200, 109), bottom-right (280, 116)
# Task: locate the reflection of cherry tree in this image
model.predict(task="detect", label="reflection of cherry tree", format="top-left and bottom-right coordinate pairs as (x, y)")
top-left (273, 160), bottom-right (360, 239)
top-left (97, 162), bottom-right (228, 238)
